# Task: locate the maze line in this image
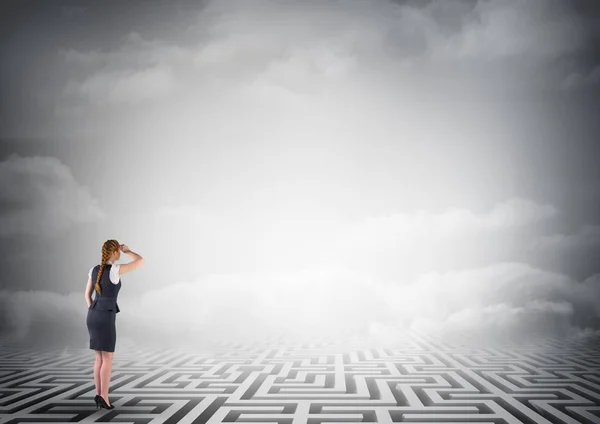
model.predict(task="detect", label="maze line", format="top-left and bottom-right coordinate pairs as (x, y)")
top-left (0, 330), bottom-right (599, 423)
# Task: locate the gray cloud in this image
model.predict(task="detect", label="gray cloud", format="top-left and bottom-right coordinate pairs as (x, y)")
top-left (529, 224), bottom-right (600, 252)
top-left (563, 65), bottom-right (600, 90)
top-left (60, 5), bottom-right (88, 18)
top-left (423, 0), bottom-right (587, 61)
top-left (63, 63), bottom-right (175, 105)
top-left (190, 0), bottom-right (587, 64)
top-left (0, 154), bottom-right (105, 238)
top-left (53, 0), bottom-right (595, 110)
top-left (58, 32), bottom-right (186, 105)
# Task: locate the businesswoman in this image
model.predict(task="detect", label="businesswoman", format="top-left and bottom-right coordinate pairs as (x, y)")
top-left (85, 239), bottom-right (145, 410)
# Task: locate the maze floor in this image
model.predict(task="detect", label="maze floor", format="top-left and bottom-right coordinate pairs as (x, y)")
top-left (1, 329), bottom-right (599, 424)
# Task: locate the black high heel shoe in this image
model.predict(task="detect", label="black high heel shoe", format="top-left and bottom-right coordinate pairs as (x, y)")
top-left (94, 394), bottom-right (100, 409)
top-left (98, 395), bottom-right (115, 410)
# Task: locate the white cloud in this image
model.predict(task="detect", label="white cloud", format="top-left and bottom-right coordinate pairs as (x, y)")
top-left (0, 154), bottom-right (105, 238)
top-left (131, 196), bottom-right (567, 292)
top-left (375, 261), bottom-right (600, 346)
top-left (338, 197), bottom-right (557, 252)
top-left (1, 261), bottom-right (598, 349)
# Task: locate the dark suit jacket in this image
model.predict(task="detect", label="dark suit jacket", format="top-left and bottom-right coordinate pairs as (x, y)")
top-left (89, 264), bottom-right (121, 313)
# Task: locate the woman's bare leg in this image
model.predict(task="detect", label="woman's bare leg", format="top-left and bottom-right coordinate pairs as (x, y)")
top-left (100, 351), bottom-right (114, 405)
top-left (94, 350), bottom-right (103, 395)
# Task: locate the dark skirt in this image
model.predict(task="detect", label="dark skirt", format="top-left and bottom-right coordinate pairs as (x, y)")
top-left (86, 308), bottom-right (117, 352)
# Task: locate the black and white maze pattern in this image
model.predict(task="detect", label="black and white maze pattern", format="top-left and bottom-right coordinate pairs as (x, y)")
top-left (0, 331), bottom-right (600, 424)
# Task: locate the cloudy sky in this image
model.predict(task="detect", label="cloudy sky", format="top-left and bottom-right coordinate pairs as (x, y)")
top-left (1, 0), bottom-right (600, 350)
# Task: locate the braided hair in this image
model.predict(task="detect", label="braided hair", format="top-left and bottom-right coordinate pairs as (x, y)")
top-left (95, 239), bottom-right (120, 295)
